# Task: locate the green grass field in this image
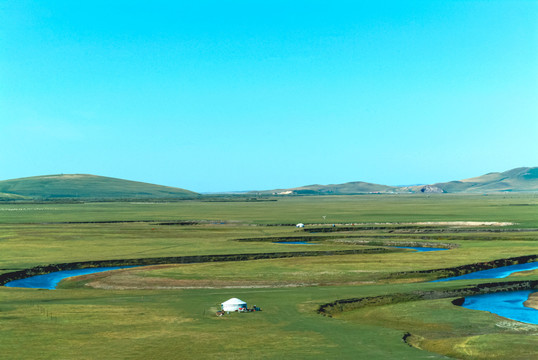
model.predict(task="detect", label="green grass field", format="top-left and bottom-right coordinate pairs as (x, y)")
top-left (0, 194), bottom-right (537, 359)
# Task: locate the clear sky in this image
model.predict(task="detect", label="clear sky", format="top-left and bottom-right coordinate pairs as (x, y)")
top-left (1, 1), bottom-right (537, 192)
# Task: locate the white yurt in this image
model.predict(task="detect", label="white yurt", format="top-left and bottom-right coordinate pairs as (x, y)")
top-left (296, 223), bottom-right (305, 228)
top-left (221, 298), bottom-right (247, 312)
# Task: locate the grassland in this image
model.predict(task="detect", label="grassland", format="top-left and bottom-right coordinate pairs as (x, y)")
top-left (0, 194), bottom-right (537, 359)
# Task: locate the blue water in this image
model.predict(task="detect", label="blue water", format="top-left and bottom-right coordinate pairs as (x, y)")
top-left (462, 290), bottom-right (538, 325)
top-left (393, 246), bottom-right (449, 252)
top-left (273, 241), bottom-right (318, 245)
top-left (432, 262), bottom-right (538, 282)
top-left (4, 266), bottom-right (136, 290)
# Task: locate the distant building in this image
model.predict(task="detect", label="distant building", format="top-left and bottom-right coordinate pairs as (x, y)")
top-left (296, 223), bottom-right (304, 228)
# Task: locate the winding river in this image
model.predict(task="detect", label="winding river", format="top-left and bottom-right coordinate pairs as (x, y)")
top-left (4, 256), bottom-right (537, 325)
top-left (432, 261), bottom-right (538, 324)
top-left (393, 246), bottom-right (448, 252)
top-left (462, 290), bottom-right (538, 325)
top-left (432, 262), bottom-right (538, 282)
top-left (4, 266), bottom-right (135, 290)
top-left (2, 244), bottom-right (448, 290)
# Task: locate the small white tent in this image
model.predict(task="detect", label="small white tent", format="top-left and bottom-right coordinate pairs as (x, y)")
top-left (296, 223), bottom-right (304, 228)
top-left (221, 298), bottom-right (247, 312)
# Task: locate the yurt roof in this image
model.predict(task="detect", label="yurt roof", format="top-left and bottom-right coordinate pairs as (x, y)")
top-left (221, 298), bottom-right (246, 305)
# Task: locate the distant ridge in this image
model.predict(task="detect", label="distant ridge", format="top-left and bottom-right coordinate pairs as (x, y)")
top-left (253, 167), bottom-right (538, 195)
top-left (2, 167), bottom-right (536, 200)
top-left (427, 167), bottom-right (538, 193)
top-left (262, 181), bottom-right (399, 195)
top-left (0, 174), bottom-right (198, 200)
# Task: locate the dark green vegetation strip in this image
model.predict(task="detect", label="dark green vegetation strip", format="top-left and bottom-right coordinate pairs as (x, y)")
top-left (0, 248), bottom-right (395, 286)
top-left (317, 280), bottom-right (538, 317)
top-left (235, 235), bottom-right (341, 242)
top-left (235, 235), bottom-right (457, 249)
top-left (241, 233), bottom-right (538, 243)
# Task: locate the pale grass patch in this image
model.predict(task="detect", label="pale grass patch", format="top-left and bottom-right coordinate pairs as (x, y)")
top-left (495, 320), bottom-right (538, 332)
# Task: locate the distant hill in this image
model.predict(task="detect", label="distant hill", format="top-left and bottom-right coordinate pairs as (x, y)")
top-left (262, 181), bottom-right (399, 195)
top-left (2, 167), bottom-right (536, 200)
top-left (428, 167), bottom-right (538, 193)
top-left (0, 174), bottom-right (198, 201)
top-left (254, 167), bottom-right (538, 195)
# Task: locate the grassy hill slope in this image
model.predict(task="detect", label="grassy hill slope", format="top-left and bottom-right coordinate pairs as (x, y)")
top-left (433, 167), bottom-right (538, 193)
top-left (0, 174), bottom-right (198, 200)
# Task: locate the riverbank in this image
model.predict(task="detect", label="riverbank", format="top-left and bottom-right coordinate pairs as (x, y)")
top-left (524, 292), bottom-right (538, 310)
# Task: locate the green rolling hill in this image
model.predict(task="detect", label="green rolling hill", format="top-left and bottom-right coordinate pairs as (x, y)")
top-left (0, 174), bottom-right (198, 201)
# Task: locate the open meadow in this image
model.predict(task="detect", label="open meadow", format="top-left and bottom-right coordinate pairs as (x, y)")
top-left (1, 194), bottom-right (537, 359)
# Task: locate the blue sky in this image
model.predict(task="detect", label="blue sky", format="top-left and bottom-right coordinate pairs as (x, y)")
top-left (1, 1), bottom-right (537, 192)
